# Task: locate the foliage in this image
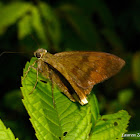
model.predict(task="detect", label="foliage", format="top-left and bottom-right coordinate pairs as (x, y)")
top-left (0, 119), bottom-right (18, 140)
top-left (0, 0), bottom-right (140, 139)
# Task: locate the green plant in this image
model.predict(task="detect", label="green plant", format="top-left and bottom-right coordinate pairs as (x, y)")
top-left (0, 1), bottom-right (132, 139)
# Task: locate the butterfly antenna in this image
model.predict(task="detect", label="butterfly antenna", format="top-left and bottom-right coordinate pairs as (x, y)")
top-left (0, 51), bottom-right (24, 57)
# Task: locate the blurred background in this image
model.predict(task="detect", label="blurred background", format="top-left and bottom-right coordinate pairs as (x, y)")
top-left (0, 0), bottom-right (140, 139)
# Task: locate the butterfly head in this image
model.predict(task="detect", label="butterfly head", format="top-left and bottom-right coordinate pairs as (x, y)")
top-left (34, 48), bottom-right (47, 59)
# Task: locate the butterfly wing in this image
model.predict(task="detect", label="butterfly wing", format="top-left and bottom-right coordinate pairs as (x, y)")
top-left (54, 52), bottom-right (125, 103)
top-left (55, 51), bottom-right (125, 86)
top-left (45, 51), bottom-right (125, 105)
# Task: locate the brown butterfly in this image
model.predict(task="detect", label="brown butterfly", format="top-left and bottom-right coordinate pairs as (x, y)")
top-left (26, 48), bottom-right (125, 105)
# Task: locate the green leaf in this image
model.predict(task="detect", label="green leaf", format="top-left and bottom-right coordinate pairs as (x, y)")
top-left (89, 110), bottom-right (131, 140)
top-left (39, 2), bottom-right (61, 47)
top-left (118, 89), bottom-right (134, 105)
top-left (21, 57), bottom-right (92, 140)
top-left (0, 2), bottom-right (31, 35)
top-left (18, 2), bottom-right (61, 49)
top-left (31, 5), bottom-right (48, 45)
top-left (88, 93), bottom-right (100, 127)
top-left (0, 119), bottom-right (19, 140)
top-left (18, 14), bottom-right (32, 39)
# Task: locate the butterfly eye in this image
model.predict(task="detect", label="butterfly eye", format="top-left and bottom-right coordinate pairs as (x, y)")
top-left (35, 52), bottom-right (41, 58)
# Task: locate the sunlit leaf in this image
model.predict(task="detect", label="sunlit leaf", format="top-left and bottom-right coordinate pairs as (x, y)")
top-left (90, 110), bottom-right (131, 140)
top-left (39, 2), bottom-right (61, 47)
top-left (31, 5), bottom-right (48, 46)
top-left (118, 89), bottom-right (134, 105)
top-left (18, 14), bottom-right (32, 39)
top-left (0, 119), bottom-right (19, 140)
top-left (0, 2), bottom-right (31, 35)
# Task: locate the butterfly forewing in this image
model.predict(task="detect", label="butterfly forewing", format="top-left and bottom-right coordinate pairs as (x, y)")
top-left (55, 52), bottom-right (125, 87)
top-left (53, 52), bottom-right (125, 100)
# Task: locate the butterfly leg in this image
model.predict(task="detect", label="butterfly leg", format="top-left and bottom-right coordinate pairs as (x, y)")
top-left (29, 66), bottom-right (39, 94)
top-left (22, 60), bottom-right (39, 94)
top-left (22, 60), bottom-right (38, 81)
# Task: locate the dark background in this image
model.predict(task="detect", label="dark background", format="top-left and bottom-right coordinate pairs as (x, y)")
top-left (0, 0), bottom-right (140, 139)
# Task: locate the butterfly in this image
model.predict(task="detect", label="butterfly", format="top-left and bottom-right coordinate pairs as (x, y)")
top-left (24, 48), bottom-right (125, 105)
